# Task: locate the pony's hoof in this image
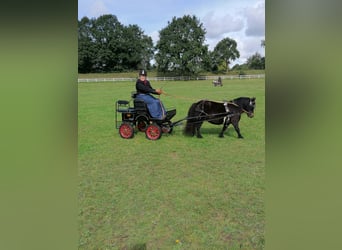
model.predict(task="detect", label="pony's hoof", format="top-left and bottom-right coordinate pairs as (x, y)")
top-left (238, 136), bottom-right (244, 139)
top-left (218, 134), bottom-right (224, 138)
top-left (197, 135), bottom-right (203, 138)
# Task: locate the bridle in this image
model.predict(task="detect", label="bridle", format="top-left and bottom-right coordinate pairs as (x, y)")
top-left (243, 100), bottom-right (255, 117)
top-left (232, 99), bottom-right (255, 117)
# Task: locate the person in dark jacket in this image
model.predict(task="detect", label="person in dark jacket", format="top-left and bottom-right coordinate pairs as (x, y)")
top-left (135, 69), bottom-right (166, 119)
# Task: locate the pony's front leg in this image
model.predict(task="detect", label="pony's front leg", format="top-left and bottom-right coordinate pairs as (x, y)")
top-left (233, 123), bottom-right (243, 138)
top-left (219, 118), bottom-right (230, 138)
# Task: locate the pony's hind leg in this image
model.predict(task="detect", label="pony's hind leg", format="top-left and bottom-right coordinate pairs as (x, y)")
top-left (195, 122), bottom-right (203, 138)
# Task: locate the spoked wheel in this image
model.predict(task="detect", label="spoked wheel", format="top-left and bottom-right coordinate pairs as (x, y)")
top-left (119, 123), bottom-right (134, 139)
top-left (136, 116), bottom-right (148, 132)
top-left (145, 124), bottom-right (162, 140)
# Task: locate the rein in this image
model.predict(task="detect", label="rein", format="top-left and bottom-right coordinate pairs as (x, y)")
top-left (161, 91), bottom-right (199, 102)
top-left (172, 112), bottom-right (240, 126)
top-left (161, 91), bottom-right (253, 118)
top-left (241, 108), bottom-right (253, 116)
top-left (163, 91), bottom-right (239, 107)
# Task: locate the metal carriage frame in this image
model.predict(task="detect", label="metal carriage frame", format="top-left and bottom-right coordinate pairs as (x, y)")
top-left (115, 93), bottom-right (177, 140)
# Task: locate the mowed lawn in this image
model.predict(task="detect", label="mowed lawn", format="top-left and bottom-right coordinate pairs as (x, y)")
top-left (78, 79), bottom-right (265, 249)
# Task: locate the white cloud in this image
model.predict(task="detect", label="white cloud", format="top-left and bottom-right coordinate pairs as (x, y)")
top-left (243, 37), bottom-right (265, 55)
top-left (244, 1), bottom-right (265, 37)
top-left (149, 31), bottom-right (160, 46)
top-left (88, 0), bottom-right (111, 18)
top-left (202, 11), bottom-right (244, 39)
top-left (199, 0), bottom-right (265, 66)
top-left (233, 36), bottom-right (265, 65)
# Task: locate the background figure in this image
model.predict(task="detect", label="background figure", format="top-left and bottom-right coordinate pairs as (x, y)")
top-left (135, 69), bottom-right (166, 119)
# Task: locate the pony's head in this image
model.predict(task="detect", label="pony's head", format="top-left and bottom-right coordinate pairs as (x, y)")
top-left (233, 97), bottom-right (256, 118)
top-left (245, 97), bottom-right (256, 118)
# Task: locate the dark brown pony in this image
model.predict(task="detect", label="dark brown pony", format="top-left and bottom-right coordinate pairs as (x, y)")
top-left (184, 97), bottom-right (256, 138)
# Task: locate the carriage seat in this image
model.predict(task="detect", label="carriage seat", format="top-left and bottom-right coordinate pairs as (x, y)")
top-left (134, 98), bottom-right (176, 121)
top-left (116, 100), bottom-right (130, 112)
top-left (133, 98), bottom-right (148, 112)
top-left (132, 92), bottom-right (176, 121)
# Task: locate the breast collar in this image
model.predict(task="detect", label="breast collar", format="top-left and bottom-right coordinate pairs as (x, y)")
top-left (223, 102), bottom-right (229, 113)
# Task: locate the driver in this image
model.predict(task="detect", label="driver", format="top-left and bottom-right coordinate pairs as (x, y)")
top-left (135, 69), bottom-right (166, 120)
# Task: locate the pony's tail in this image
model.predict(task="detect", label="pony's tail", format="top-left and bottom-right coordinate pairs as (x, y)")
top-left (184, 103), bottom-right (197, 136)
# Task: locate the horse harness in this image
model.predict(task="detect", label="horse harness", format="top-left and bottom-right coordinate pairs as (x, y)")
top-left (224, 101), bottom-right (243, 124)
top-left (193, 100), bottom-right (210, 117)
top-left (178, 99), bottom-right (253, 127)
top-left (231, 99), bottom-right (255, 117)
top-left (223, 101), bottom-right (231, 124)
top-left (223, 101), bottom-right (253, 123)
top-left (194, 100), bottom-right (239, 123)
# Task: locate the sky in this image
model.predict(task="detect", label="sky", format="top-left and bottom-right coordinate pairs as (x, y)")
top-left (78, 0), bottom-right (265, 66)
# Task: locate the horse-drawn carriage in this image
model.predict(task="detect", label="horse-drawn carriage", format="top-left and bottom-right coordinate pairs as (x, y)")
top-left (212, 76), bottom-right (223, 87)
top-left (115, 92), bottom-right (256, 140)
top-left (115, 92), bottom-right (176, 140)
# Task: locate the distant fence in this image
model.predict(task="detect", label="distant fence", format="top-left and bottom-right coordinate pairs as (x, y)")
top-left (78, 74), bottom-right (265, 83)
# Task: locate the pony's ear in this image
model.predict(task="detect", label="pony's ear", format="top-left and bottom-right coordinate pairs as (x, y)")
top-left (251, 97), bottom-right (256, 101)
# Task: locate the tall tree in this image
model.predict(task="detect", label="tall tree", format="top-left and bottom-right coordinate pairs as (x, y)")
top-left (91, 14), bottom-right (124, 72)
top-left (122, 25), bottom-right (154, 70)
top-left (247, 52), bottom-right (265, 69)
top-left (155, 15), bottom-right (208, 75)
top-left (78, 17), bottom-right (96, 73)
top-left (78, 14), bottom-right (154, 73)
top-left (213, 37), bottom-right (240, 72)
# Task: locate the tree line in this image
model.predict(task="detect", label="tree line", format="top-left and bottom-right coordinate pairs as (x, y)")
top-left (78, 14), bottom-right (265, 75)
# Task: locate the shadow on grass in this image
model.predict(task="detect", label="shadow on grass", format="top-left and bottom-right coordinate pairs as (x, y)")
top-left (193, 127), bottom-right (239, 138)
top-left (129, 243), bottom-right (147, 250)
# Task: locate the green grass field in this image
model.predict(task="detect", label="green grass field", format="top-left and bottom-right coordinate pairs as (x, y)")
top-left (78, 79), bottom-right (265, 249)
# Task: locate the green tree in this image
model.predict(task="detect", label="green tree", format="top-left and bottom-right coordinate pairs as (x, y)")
top-left (246, 52), bottom-right (265, 69)
top-left (90, 14), bottom-right (125, 72)
top-left (155, 15), bottom-right (208, 75)
top-left (78, 14), bottom-right (154, 73)
top-left (122, 25), bottom-right (154, 70)
top-left (78, 17), bottom-right (96, 73)
top-left (213, 37), bottom-right (240, 72)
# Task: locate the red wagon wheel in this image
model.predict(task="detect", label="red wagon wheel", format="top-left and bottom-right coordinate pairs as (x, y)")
top-left (119, 123), bottom-right (134, 139)
top-left (136, 116), bottom-right (148, 132)
top-left (145, 124), bottom-right (162, 140)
